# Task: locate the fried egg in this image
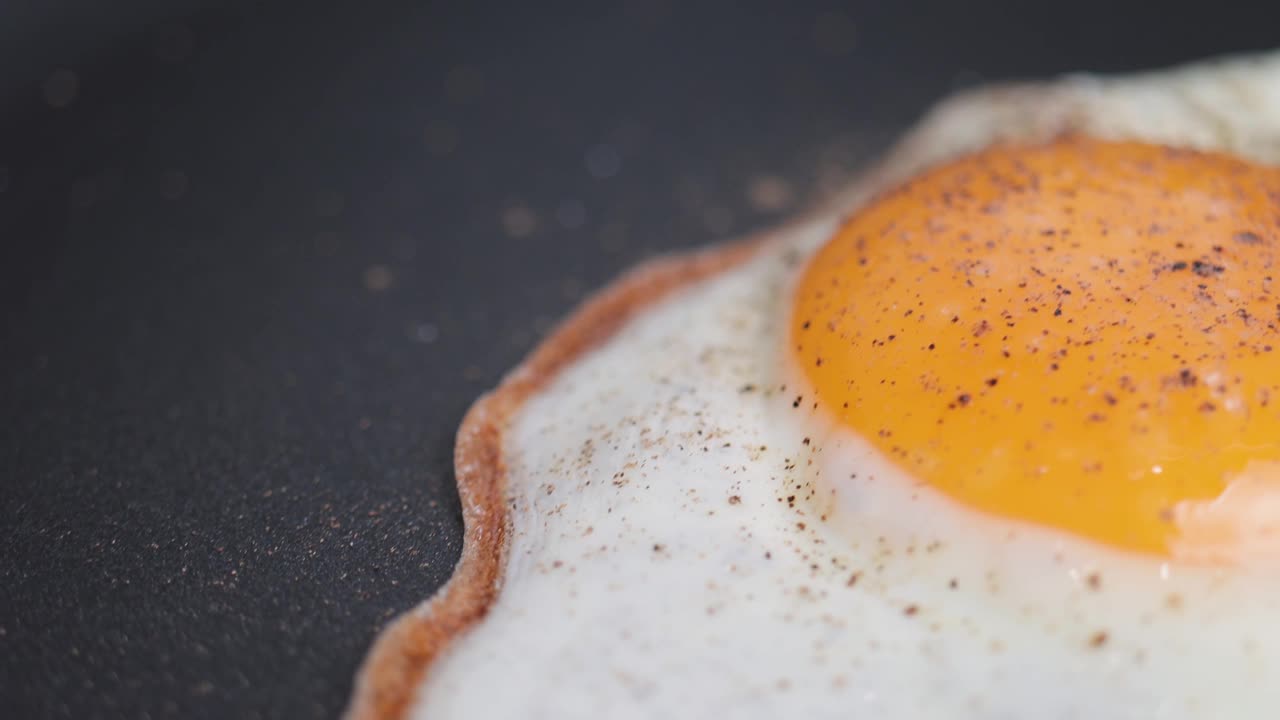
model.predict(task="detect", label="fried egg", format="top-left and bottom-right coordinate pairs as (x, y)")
top-left (348, 50), bottom-right (1280, 720)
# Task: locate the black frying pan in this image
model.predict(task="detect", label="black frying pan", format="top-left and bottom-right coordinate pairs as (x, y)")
top-left (3, 1), bottom-right (1276, 718)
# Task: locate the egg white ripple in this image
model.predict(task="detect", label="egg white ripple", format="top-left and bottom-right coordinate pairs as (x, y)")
top-left (414, 50), bottom-right (1280, 720)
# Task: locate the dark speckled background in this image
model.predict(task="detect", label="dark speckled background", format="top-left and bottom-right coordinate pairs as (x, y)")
top-left (2, 1), bottom-right (1276, 718)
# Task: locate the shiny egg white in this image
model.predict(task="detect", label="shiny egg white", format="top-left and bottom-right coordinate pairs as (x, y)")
top-left (360, 50), bottom-right (1280, 720)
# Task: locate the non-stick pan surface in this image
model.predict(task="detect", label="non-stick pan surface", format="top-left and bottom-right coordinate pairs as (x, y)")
top-left (3, 1), bottom-right (1277, 718)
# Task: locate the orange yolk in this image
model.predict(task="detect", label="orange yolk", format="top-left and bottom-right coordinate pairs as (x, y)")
top-left (792, 137), bottom-right (1280, 559)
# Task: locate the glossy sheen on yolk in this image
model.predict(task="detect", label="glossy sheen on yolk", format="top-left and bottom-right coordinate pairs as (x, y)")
top-left (792, 137), bottom-right (1280, 558)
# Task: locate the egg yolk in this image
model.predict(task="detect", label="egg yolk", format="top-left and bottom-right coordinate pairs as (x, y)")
top-left (792, 137), bottom-right (1280, 560)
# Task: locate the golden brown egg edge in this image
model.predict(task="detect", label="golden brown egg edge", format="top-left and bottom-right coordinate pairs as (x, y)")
top-left (342, 230), bottom-right (775, 720)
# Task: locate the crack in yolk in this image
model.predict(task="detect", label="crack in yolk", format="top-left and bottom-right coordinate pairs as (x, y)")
top-left (792, 137), bottom-right (1280, 562)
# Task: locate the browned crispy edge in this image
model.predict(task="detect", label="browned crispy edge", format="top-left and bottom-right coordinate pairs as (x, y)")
top-left (343, 236), bottom-right (771, 720)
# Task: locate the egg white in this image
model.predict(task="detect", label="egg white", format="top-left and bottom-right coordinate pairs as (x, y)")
top-left (378, 50), bottom-right (1280, 720)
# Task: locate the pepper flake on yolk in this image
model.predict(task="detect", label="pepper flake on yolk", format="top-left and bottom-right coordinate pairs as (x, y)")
top-left (792, 137), bottom-right (1280, 563)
